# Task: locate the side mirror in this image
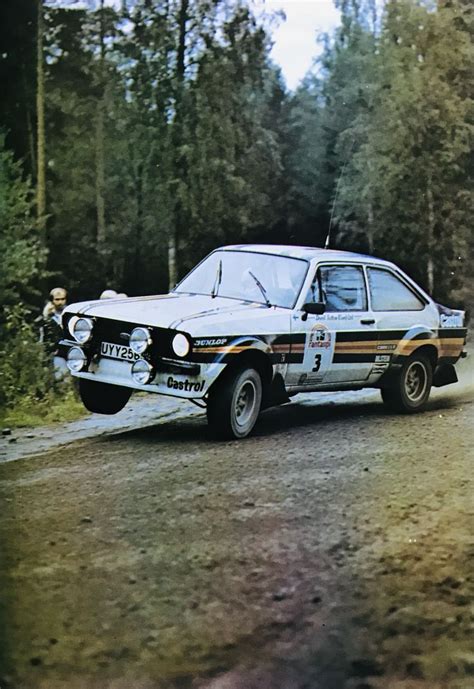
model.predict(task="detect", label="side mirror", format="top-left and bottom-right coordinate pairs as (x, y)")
top-left (302, 301), bottom-right (326, 315)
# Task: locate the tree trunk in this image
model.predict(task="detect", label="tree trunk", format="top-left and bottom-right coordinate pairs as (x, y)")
top-left (96, 0), bottom-right (106, 250)
top-left (168, 0), bottom-right (189, 291)
top-left (22, 66), bottom-right (36, 176)
top-left (36, 0), bottom-right (46, 237)
top-left (426, 175), bottom-right (435, 294)
top-left (367, 202), bottom-right (374, 254)
top-left (95, 103), bottom-right (106, 245)
top-left (133, 162), bottom-right (144, 287)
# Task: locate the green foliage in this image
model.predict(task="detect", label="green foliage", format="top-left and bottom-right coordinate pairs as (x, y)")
top-left (0, 135), bottom-right (60, 413)
top-left (0, 304), bottom-right (55, 409)
top-left (0, 0), bottom-right (37, 175)
top-left (283, 0), bottom-right (473, 303)
top-left (283, 82), bottom-right (330, 244)
top-left (332, 0), bottom-right (473, 300)
top-left (0, 302), bottom-right (80, 419)
top-left (1, 0), bottom-right (472, 319)
top-left (0, 134), bottom-right (47, 307)
top-left (0, 380), bottom-right (84, 428)
top-left (284, 0), bottom-right (379, 248)
top-left (175, 7), bottom-right (286, 269)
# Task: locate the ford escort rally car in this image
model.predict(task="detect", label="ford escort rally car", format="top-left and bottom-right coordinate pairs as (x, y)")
top-left (59, 245), bottom-right (467, 439)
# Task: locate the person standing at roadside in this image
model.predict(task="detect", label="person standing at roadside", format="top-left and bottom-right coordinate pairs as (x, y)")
top-left (40, 287), bottom-right (68, 376)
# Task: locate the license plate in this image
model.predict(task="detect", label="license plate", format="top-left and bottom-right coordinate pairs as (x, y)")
top-left (100, 341), bottom-right (140, 362)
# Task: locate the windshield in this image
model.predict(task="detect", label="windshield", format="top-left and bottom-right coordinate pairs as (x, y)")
top-left (174, 250), bottom-right (309, 309)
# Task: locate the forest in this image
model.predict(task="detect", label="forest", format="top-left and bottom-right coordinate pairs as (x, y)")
top-left (0, 0), bottom-right (472, 411)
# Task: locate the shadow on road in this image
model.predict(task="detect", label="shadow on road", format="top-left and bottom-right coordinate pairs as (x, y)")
top-left (105, 387), bottom-right (471, 446)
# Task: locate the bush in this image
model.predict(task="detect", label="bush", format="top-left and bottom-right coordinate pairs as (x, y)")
top-left (0, 303), bottom-right (56, 409)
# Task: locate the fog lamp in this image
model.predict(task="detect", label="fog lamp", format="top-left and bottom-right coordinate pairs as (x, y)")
top-left (131, 359), bottom-right (153, 385)
top-left (66, 347), bottom-right (87, 373)
top-left (130, 327), bottom-right (152, 355)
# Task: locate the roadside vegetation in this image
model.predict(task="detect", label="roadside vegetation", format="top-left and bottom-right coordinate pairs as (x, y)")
top-left (0, 0), bottom-right (472, 425)
top-left (0, 137), bottom-right (84, 427)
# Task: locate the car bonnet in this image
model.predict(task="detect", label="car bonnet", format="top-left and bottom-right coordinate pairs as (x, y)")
top-left (64, 293), bottom-right (280, 331)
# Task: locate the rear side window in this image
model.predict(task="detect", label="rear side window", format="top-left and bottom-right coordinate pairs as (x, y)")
top-left (367, 268), bottom-right (424, 311)
top-left (313, 265), bottom-right (367, 312)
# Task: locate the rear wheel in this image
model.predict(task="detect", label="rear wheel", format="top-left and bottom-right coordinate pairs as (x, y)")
top-left (79, 379), bottom-right (132, 414)
top-left (381, 353), bottom-right (432, 413)
top-left (207, 366), bottom-right (262, 439)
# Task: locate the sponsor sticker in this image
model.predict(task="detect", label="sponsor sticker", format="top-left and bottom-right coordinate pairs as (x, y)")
top-left (194, 338), bottom-right (228, 347)
top-left (308, 323), bottom-right (331, 349)
top-left (440, 314), bottom-right (463, 327)
top-left (307, 373), bottom-right (324, 383)
top-left (167, 376), bottom-right (205, 392)
top-left (326, 313), bottom-right (356, 321)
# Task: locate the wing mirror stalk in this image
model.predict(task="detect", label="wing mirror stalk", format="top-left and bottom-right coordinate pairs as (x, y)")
top-left (301, 302), bottom-right (326, 321)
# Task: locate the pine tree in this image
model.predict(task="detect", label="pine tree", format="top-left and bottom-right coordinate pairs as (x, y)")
top-left (337, 0), bottom-right (473, 299)
top-left (0, 134), bottom-right (46, 308)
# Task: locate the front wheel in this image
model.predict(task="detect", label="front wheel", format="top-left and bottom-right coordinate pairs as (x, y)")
top-left (381, 353), bottom-right (432, 413)
top-left (79, 378), bottom-right (132, 414)
top-left (207, 367), bottom-right (263, 439)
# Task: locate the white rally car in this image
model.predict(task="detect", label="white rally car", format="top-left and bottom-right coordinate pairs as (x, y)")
top-left (59, 245), bottom-right (466, 439)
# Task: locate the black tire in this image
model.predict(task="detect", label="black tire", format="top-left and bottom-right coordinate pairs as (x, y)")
top-left (381, 353), bottom-right (432, 413)
top-left (207, 366), bottom-right (263, 439)
top-left (79, 378), bottom-right (132, 415)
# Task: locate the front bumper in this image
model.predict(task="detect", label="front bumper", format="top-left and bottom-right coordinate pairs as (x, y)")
top-left (58, 339), bottom-right (219, 399)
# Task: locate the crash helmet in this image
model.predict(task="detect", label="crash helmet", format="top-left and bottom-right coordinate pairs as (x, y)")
top-left (100, 289), bottom-right (118, 299)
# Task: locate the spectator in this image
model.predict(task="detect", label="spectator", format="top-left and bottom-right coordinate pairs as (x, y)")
top-left (100, 289), bottom-right (118, 299)
top-left (40, 287), bottom-right (68, 377)
top-left (100, 289), bottom-right (128, 299)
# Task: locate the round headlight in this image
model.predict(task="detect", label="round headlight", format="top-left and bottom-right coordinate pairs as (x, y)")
top-left (131, 359), bottom-right (153, 385)
top-left (66, 347), bottom-right (87, 372)
top-left (172, 333), bottom-right (190, 358)
top-left (71, 317), bottom-right (93, 344)
top-left (68, 316), bottom-right (78, 338)
top-left (130, 327), bottom-right (152, 354)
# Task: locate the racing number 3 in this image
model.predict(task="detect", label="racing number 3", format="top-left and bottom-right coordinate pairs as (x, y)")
top-left (312, 354), bottom-right (322, 373)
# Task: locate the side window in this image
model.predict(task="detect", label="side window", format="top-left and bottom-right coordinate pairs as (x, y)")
top-left (368, 268), bottom-right (424, 311)
top-left (304, 265), bottom-right (367, 312)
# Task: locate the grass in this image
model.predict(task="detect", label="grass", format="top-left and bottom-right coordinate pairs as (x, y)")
top-left (0, 387), bottom-right (87, 429)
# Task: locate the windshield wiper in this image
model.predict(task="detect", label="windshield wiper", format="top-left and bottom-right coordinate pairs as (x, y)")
top-left (248, 270), bottom-right (271, 307)
top-left (211, 259), bottom-right (222, 298)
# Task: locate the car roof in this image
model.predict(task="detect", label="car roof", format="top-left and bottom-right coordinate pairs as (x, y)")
top-left (218, 244), bottom-right (392, 266)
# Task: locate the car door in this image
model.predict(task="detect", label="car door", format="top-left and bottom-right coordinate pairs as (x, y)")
top-left (288, 263), bottom-right (377, 387)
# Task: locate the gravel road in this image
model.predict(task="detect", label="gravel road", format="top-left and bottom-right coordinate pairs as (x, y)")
top-left (0, 355), bottom-right (472, 689)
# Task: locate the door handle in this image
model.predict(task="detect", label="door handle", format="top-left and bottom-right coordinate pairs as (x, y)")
top-left (360, 318), bottom-right (375, 325)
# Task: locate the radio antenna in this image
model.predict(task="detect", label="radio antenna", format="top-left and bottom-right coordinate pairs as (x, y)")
top-left (324, 139), bottom-right (355, 249)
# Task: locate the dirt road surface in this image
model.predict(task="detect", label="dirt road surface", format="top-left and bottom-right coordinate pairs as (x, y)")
top-left (0, 355), bottom-right (473, 689)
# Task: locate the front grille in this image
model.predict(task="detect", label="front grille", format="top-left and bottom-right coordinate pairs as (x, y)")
top-left (93, 318), bottom-right (132, 346)
top-left (91, 317), bottom-right (187, 361)
top-left (62, 313), bottom-right (194, 366)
